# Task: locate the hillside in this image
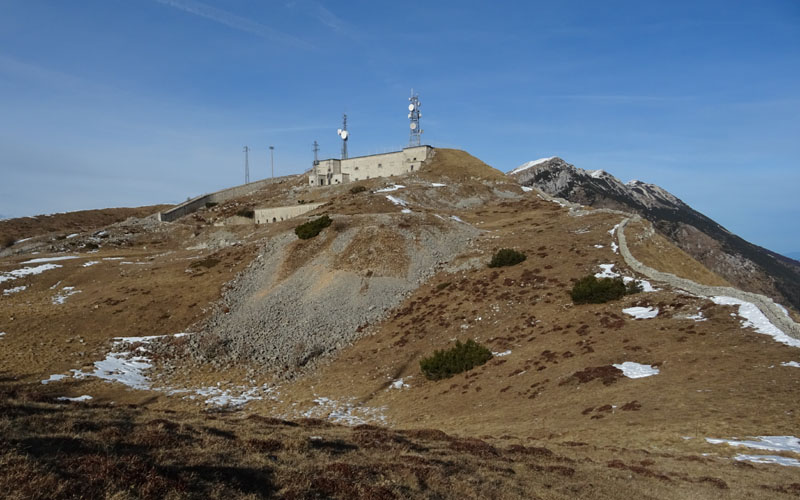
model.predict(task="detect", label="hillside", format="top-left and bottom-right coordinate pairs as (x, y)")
top-left (1, 150), bottom-right (800, 498)
top-left (507, 157), bottom-right (800, 314)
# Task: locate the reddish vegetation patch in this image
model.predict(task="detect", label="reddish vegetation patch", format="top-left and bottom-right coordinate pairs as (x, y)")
top-left (621, 400), bottom-right (642, 411)
top-left (560, 365), bottom-right (623, 386)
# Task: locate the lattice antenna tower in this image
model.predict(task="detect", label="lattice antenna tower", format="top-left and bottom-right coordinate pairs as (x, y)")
top-left (337, 114), bottom-right (349, 160)
top-left (312, 140), bottom-right (320, 166)
top-left (408, 89), bottom-right (422, 147)
top-left (243, 145), bottom-right (250, 183)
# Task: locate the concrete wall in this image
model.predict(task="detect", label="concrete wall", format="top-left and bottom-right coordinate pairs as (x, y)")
top-left (157, 176), bottom-right (292, 222)
top-left (309, 146), bottom-right (432, 186)
top-left (254, 202), bottom-right (326, 224)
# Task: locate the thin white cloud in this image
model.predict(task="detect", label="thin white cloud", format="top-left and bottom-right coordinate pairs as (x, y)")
top-left (288, 1), bottom-right (357, 39)
top-left (154, 0), bottom-right (312, 48)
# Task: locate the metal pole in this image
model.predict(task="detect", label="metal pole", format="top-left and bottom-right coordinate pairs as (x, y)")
top-left (269, 146), bottom-right (274, 179)
top-left (243, 146), bottom-right (250, 184)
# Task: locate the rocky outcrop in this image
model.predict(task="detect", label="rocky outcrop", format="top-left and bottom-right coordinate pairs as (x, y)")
top-left (508, 158), bottom-right (800, 313)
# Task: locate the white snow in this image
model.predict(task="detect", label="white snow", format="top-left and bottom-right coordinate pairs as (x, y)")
top-left (595, 264), bottom-right (619, 279)
top-left (610, 241), bottom-right (619, 253)
top-left (376, 184), bottom-right (405, 193)
top-left (734, 454), bottom-right (800, 467)
top-left (401, 208), bottom-right (412, 214)
top-left (385, 195), bottom-right (408, 207)
top-left (52, 286), bottom-right (80, 305)
top-left (301, 396), bottom-right (388, 426)
top-left (685, 310), bottom-right (707, 322)
top-left (623, 306), bottom-right (659, 319)
top-left (430, 183), bottom-right (446, 187)
top-left (0, 263), bottom-right (62, 283)
top-left (388, 377), bottom-right (410, 390)
top-left (41, 374), bottom-right (68, 384)
top-left (609, 223), bottom-right (620, 237)
top-left (82, 261), bottom-right (99, 267)
top-left (706, 436), bottom-right (800, 454)
top-left (57, 395), bottom-right (93, 402)
top-left (450, 215), bottom-right (465, 223)
top-left (66, 233), bottom-right (80, 239)
top-left (492, 350), bottom-right (512, 357)
top-left (508, 157), bottom-right (555, 175)
top-left (15, 237), bottom-right (33, 244)
top-left (777, 304), bottom-right (791, 318)
top-left (102, 257), bottom-right (124, 261)
top-left (0, 332), bottom-right (5, 339)
top-left (588, 169), bottom-right (606, 179)
top-left (21, 256), bottom-right (78, 264)
top-left (3, 285), bottom-right (26, 295)
top-left (190, 384), bottom-right (276, 407)
top-left (521, 186), bottom-right (533, 192)
top-left (711, 296), bottom-right (800, 348)
top-left (593, 244), bottom-right (604, 249)
top-left (613, 362), bottom-right (659, 379)
top-left (780, 361), bottom-right (800, 368)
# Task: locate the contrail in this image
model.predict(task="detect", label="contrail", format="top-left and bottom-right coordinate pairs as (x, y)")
top-left (153, 0), bottom-right (312, 49)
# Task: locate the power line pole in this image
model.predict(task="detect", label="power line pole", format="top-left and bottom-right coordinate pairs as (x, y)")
top-left (243, 146), bottom-right (250, 184)
top-left (269, 145), bottom-right (275, 179)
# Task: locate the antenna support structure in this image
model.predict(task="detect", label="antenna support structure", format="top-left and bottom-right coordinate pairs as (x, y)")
top-left (337, 114), bottom-right (349, 159)
top-left (312, 140), bottom-right (320, 166)
top-left (408, 89), bottom-right (422, 147)
top-left (243, 145), bottom-right (250, 184)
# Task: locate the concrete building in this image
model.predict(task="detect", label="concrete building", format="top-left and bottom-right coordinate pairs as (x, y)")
top-left (308, 145), bottom-right (432, 187)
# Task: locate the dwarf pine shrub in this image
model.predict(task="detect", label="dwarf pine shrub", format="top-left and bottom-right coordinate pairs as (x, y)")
top-left (295, 215), bottom-right (332, 240)
top-left (570, 275), bottom-right (630, 304)
top-left (349, 185), bottom-right (367, 194)
top-left (420, 340), bottom-right (493, 381)
top-left (488, 248), bottom-right (526, 268)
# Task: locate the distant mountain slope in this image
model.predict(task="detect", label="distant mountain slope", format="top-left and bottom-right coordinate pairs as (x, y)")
top-left (507, 157), bottom-right (800, 312)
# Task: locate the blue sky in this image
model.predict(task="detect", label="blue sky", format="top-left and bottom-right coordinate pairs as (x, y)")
top-left (1, 1), bottom-right (798, 254)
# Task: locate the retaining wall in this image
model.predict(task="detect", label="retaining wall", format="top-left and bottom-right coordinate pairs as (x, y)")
top-left (254, 202), bottom-right (327, 224)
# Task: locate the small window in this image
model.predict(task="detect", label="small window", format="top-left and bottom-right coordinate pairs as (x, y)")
top-left (354, 166), bottom-right (359, 170)
top-left (378, 163), bottom-right (382, 167)
top-left (410, 165), bottom-right (414, 171)
top-left (413, 157), bottom-right (417, 161)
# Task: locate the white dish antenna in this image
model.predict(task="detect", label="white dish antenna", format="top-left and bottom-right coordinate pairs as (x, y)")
top-left (409, 122), bottom-right (417, 130)
top-left (337, 128), bottom-right (342, 135)
top-left (340, 130), bottom-right (348, 140)
top-left (408, 103), bottom-right (415, 111)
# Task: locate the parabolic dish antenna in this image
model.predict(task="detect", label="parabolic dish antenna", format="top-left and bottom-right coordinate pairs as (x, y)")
top-left (340, 130), bottom-right (348, 139)
top-left (410, 122), bottom-right (417, 130)
top-left (408, 103), bottom-right (415, 111)
top-left (337, 128), bottom-right (342, 135)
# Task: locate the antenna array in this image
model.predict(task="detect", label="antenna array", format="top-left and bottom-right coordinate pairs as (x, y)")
top-left (408, 89), bottom-right (422, 147)
top-left (337, 114), bottom-right (349, 159)
top-left (243, 146), bottom-right (250, 184)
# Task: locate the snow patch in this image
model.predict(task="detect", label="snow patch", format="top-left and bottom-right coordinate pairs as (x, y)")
top-left (57, 395), bottom-right (93, 402)
top-left (588, 169), bottom-right (606, 179)
top-left (385, 195), bottom-right (408, 207)
top-left (450, 215), bottom-right (465, 223)
top-left (711, 296), bottom-right (800, 348)
top-left (0, 263), bottom-right (62, 283)
top-left (508, 157), bottom-right (555, 175)
top-left (706, 436), bottom-right (800, 454)
top-left (401, 208), bottom-right (412, 214)
top-left (623, 306), bottom-right (659, 319)
top-left (66, 233), bottom-right (80, 239)
top-left (734, 454), bottom-right (800, 467)
top-left (21, 256), bottom-right (78, 264)
top-left (376, 184), bottom-right (405, 193)
top-left (593, 244), bottom-right (604, 249)
top-left (430, 182), bottom-right (446, 187)
top-left (388, 377), bottom-right (410, 390)
top-left (102, 257), bottom-right (124, 261)
top-left (595, 264), bottom-right (619, 279)
top-left (613, 362), bottom-right (659, 379)
top-left (521, 186), bottom-right (533, 192)
top-left (492, 350), bottom-right (512, 357)
top-left (301, 396), bottom-right (388, 426)
top-left (52, 286), bottom-right (81, 305)
top-left (41, 374), bottom-right (68, 384)
top-left (609, 223), bottom-right (620, 237)
top-left (611, 241), bottom-right (619, 253)
top-left (0, 332), bottom-right (5, 339)
top-left (3, 285), bottom-right (26, 295)
top-left (780, 361), bottom-right (800, 368)
top-left (82, 261), bottom-right (100, 267)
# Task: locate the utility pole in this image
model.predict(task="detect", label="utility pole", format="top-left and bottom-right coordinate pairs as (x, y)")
top-left (269, 145), bottom-right (275, 179)
top-left (312, 140), bottom-right (319, 166)
top-left (243, 146), bottom-right (250, 184)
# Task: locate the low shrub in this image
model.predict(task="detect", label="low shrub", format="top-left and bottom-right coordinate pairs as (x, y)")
top-left (236, 208), bottom-right (254, 218)
top-left (295, 215), bottom-right (332, 240)
top-left (205, 202), bottom-right (218, 208)
top-left (488, 248), bottom-right (526, 268)
top-left (349, 185), bottom-right (367, 194)
top-left (420, 340), bottom-right (493, 380)
top-left (570, 275), bottom-right (644, 304)
top-left (1, 235), bottom-right (15, 249)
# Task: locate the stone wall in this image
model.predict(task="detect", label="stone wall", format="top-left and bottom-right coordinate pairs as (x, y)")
top-left (309, 146), bottom-right (432, 186)
top-left (253, 202), bottom-right (327, 224)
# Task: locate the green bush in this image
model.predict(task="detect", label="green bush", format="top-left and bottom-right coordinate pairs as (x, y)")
top-left (571, 275), bottom-right (640, 304)
top-left (236, 208), bottom-right (255, 218)
top-left (295, 215), bottom-right (332, 240)
top-left (349, 185), bottom-right (367, 194)
top-left (488, 248), bottom-right (527, 268)
top-left (420, 340), bottom-right (493, 381)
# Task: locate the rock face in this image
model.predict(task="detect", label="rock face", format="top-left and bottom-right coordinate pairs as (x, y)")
top-left (508, 157), bottom-right (800, 313)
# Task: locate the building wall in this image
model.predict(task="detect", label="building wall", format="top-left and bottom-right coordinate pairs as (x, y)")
top-left (308, 146), bottom-right (432, 186)
top-left (253, 202), bottom-right (326, 224)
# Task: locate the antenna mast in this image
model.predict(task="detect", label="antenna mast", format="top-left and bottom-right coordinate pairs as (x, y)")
top-left (337, 114), bottom-right (349, 159)
top-left (312, 140), bottom-right (319, 165)
top-left (243, 146), bottom-right (250, 183)
top-left (269, 145), bottom-right (275, 179)
top-left (408, 89), bottom-right (422, 147)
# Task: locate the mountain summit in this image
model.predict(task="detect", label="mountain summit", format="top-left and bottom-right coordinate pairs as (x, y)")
top-left (507, 157), bottom-right (800, 313)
